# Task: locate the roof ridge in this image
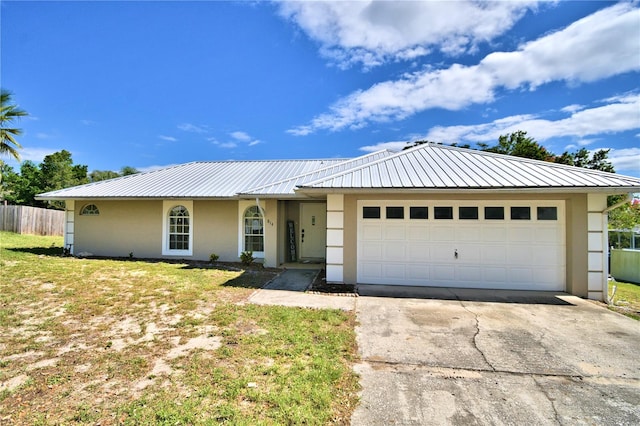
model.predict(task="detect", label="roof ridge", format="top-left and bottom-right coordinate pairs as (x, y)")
top-left (431, 143), bottom-right (640, 179)
top-left (239, 150), bottom-right (394, 194)
top-left (300, 143), bottom-right (640, 187)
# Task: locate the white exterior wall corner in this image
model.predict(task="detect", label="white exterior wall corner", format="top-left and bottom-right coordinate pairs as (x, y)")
top-left (326, 194), bottom-right (344, 283)
top-left (587, 193), bottom-right (608, 302)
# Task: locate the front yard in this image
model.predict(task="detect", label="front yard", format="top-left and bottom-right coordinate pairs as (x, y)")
top-left (609, 279), bottom-right (640, 320)
top-left (0, 232), bottom-right (359, 425)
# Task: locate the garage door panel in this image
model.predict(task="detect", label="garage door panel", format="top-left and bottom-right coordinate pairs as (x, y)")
top-left (509, 268), bottom-right (534, 284)
top-left (482, 226), bottom-right (507, 242)
top-left (432, 226), bottom-right (455, 241)
top-left (359, 262), bottom-right (382, 281)
top-left (509, 227), bottom-right (534, 242)
top-left (406, 264), bottom-right (429, 281)
top-left (482, 246), bottom-right (506, 263)
top-left (507, 246), bottom-right (533, 264)
top-left (483, 267), bottom-right (507, 283)
top-left (383, 264), bottom-right (406, 280)
top-left (535, 227), bottom-right (563, 243)
top-left (433, 265), bottom-right (455, 281)
top-left (358, 200), bottom-right (565, 291)
top-left (384, 225), bottom-right (406, 240)
top-left (456, 227), bottom-right (482, 242)
top-left (362, 224), bottom-right (382, 241)
top-left (384, 242), bottom-right (406, 261)
top-left (533, 246), bottom-right (563, 266)
top-left (407, 225), bottom-right (429, 240)
top-left (432, 245), bottom-right (456, 262)
top-left (459, 246), bottom-right (482, 263)
top-left (457, 266), bottom-right (482, 281)
top-left (408, 243), bottom-right (430, 261)
top-left (362, 243), bottom-right (383, 260)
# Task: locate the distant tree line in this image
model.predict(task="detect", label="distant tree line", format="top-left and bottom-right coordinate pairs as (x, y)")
top-left (0, 150), bottom-right (138, 209)
top-left (405, 130), bottom-right (615, 172)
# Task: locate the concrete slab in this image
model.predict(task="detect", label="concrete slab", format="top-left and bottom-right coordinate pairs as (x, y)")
top-left (248, 289), bottom-right (355, 311)
top-left (248, 269), bottom-right (355, 311)
top-left (352, 292), bottom-right (640, 425)
top-left (263, 269), bottom-right (318, 291)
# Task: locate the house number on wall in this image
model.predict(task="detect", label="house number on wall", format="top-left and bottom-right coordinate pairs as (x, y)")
top-left (312, 215), bottom-right (316, 226)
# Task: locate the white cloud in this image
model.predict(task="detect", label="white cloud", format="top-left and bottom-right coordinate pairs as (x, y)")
top-left (158, 135), bottom-right (178, 142)
top-left (178, 123), bottom-right (209, 133)
top-left (423, 94), bottom-right (640, 144)
top-left (560, 104), bottom-right (584, 114)
top-left (289, 3), bottom-right (640, 135)
top-left (278, 0), bottom-right (540, 68)
top-left (359, 141), bottom-right (410, 153)
top-left (218, 142), bottom-right (237, 149)
top-left (80, 119), bottom-right (97, 126)
top-left (608, 147), bottom-right (640, 176)
top-left (35, 132), bottom-right (55, 139)
top-left (230, 131), bottom-right (262, 147)
top-left (211, 139), bottom-right (237, 149)
top-left (3, 147), bottom-right (60, 168)
top-left (230, 131), bottom-right (251, 142)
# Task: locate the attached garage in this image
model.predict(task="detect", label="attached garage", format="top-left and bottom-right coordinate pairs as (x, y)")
top-left (357, 200), bottom-right (565, 291)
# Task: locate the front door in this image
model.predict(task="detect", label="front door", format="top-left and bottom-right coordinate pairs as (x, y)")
top-left (300, 203), bottom-right (327, 259)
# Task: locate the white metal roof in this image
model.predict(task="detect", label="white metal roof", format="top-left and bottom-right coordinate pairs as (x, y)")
top-left (37, 159), bottom-right (346, 199)
top-left (37, 144), bottom-right (640, 200)
top-left (240, 150), bottom-right (394, 196)
top-left (299, 144), bottom-right (640, 192)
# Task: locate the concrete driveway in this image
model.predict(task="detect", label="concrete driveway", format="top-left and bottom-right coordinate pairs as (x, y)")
top-left (352, 286), bottom-right (640, 425)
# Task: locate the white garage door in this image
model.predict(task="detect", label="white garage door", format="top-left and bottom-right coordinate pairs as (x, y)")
top-left (357, 200), bottom-right (565, 291)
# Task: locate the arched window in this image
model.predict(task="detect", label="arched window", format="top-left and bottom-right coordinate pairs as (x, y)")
top-left (243, 206), bottom-right (264, 253)
top-left (168, 205), bottom-right (190, 251)
top-left (80, 204), bottom-right (100, 216)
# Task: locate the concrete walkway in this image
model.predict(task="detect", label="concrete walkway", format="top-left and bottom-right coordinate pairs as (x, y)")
top-left (248, 269), bottom-right (356, 311)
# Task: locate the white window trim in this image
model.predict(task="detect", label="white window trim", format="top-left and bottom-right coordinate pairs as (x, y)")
top-left (162, 200), bottom-right (193, 256)
top-left (80, 204), bottom-right (100, 216)
top-left (238, 200), bottom-right (265, 258)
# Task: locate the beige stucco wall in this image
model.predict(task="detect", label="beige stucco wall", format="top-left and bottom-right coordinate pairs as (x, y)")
top-left (74, 200), bottom-right (163, 258)
top-left (73, 199), bottom-right (256, 262)
top-left (341, 192), bottom-right (589, 297)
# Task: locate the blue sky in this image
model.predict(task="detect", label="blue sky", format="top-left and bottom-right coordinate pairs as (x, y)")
top-left (2, 1), bottom-right (639, 177)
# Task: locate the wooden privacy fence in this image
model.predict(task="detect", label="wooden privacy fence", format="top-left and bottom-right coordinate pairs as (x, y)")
top-left (0, 205), bottom-right (64, 236)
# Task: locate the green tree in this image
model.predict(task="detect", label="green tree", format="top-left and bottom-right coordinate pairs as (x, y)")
top-left (89, 169), bottom-right (120, 182)
top-left (39, 150), bottom-right (88, 193)
top-left (554, 147), bottom-right (615, 173)
top-left (0, 89), bottom-right (28, 161)
top-left (38, 150), bottom-right (88, 209)
top-left (608, 195), bottom-right (640, 231)
top-left (120, 166), bottom-right (139, 176)
top-left (479, 130), bottom-right (552, 161)
top-left (1, 161), bottom-right (45, 207)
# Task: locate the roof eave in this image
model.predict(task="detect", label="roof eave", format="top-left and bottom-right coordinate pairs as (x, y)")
top-left (295, 186), bottom-right (640, 195)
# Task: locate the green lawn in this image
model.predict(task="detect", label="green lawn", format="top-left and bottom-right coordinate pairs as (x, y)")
top-left (609, 279), bottom-right (640, 320)
top-left (0, 232), bottom-right (359, 425)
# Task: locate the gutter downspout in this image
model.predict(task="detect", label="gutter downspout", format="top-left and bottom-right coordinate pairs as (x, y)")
top-left (601, 193), bottom-right (633, 304)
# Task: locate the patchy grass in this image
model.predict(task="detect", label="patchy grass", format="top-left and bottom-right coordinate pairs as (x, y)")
top-left (0, 232), bottom-right (359, 425)
top-left (608, 280), bottom-right (640, 320)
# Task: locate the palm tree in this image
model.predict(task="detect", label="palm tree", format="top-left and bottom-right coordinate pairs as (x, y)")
top-left (1, 89), bottom-right (28, 161)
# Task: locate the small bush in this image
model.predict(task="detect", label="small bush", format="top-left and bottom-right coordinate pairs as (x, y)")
top-left (240, 251), bottom-right (254, 266)
top-left (209, 253), bottom-right (219, 263)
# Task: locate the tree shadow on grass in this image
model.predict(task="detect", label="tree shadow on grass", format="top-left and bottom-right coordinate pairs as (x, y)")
top-left (7, 246), bottom-right (65, 257)
top-left (180, 262), bottom-right (280, 289)
top-left (221, 268), bottom-right (280, 289)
